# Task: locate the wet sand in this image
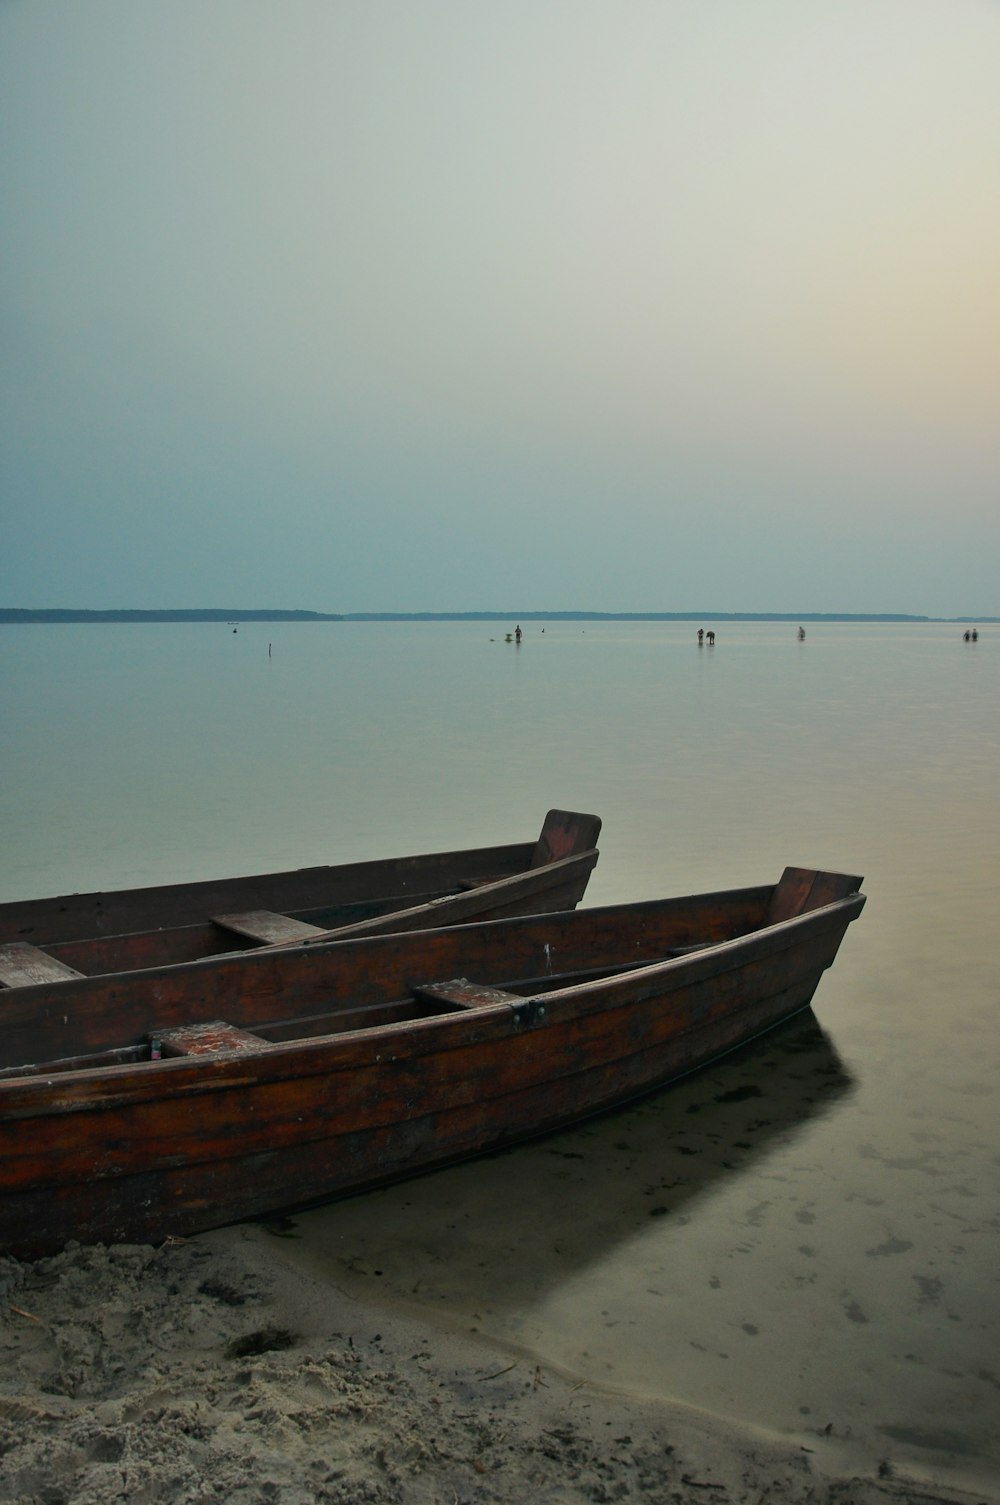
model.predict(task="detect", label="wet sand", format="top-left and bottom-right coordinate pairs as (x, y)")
top-left (2, 1229), bottom-right (992, 1505)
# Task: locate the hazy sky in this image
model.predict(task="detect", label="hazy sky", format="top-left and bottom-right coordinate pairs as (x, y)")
top-left (2, 1), bottom-right (998, 615)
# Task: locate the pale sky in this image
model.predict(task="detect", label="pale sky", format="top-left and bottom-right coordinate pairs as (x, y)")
top-left (2, 0), bottom-right (998, 615)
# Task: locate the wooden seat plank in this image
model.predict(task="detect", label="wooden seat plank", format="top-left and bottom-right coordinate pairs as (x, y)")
top-left (0, 942), bottom-right (85, 988)
top-left (155, 1021), bottom-right (268, 1057)
top-left (211, 910), bottom-right (328, 945)
top-left (412, 978), bottom-right (526, 1010)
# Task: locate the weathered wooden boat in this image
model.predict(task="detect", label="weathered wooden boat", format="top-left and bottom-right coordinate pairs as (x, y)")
top-left (0, 809), bottom-right (601, 986)
top-left (0, 866), bottom-right (863, 1260)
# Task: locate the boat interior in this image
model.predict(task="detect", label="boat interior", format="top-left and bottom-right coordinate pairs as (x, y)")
top-left (0, 869), bottom-right (861, 1085)
top-left (0, 948), bottom-right (707, 1083)
top-left (0, 889), bottom-right (487, 982)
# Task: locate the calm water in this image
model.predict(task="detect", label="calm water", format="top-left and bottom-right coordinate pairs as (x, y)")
top-left (2, 619), bottom-right (998, 1493)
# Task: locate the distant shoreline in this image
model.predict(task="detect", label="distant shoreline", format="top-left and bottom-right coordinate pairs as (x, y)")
top-left (0, 608), bottom-right (993, 625)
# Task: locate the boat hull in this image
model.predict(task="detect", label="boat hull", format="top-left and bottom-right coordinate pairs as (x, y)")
top-left (0, 870), bottom-right (864, 1259)
top-left (0, 809), bottom-right (601, 978)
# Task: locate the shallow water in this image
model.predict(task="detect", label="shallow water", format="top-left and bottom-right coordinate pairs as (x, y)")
top-left (2, 618), bottom-right (998, 1492)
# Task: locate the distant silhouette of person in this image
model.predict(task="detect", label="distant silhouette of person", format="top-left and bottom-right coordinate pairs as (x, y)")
top-left (514, 624), bottom-right (522, 643)
top-left (706, 630), bottom-right (715, 645)
top-left (697, 628), bottom-right (704, 644)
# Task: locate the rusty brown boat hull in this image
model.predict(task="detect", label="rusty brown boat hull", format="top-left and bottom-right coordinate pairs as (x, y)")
top-left (0, 809), bottom-right (601, 983)
top-left (0, 866), bottom-right (864, 1260)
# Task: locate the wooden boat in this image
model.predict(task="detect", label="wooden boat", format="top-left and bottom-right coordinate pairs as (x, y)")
top-left (0, 865), bottom-right (863, 1260)
top-left (0, 809), bottom-right (601, 986)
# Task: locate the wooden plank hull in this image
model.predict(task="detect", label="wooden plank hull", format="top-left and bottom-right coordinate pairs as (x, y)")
top-left (0, 809), bottom-right (601, 977)
top-left (0, 867), bottom-right (864, 1259)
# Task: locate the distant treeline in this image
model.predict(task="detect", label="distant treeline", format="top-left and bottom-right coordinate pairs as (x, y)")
top-left (0, 609), bottom-right (343, 624)
top-left (1, 608), bottom-right (993, 625)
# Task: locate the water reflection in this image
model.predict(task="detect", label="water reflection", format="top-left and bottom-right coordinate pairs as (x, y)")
top-left (268, 1011), bottom-right (853, 1311)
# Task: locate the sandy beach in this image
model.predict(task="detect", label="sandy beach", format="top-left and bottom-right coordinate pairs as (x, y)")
top-left (1, 1227), bottom-right (991, 1505)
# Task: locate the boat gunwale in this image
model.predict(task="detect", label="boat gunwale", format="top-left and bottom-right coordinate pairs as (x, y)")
top-left (0, 840), bottom-right (540, 935)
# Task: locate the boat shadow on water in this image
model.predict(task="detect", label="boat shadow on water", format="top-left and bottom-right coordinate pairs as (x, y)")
top-left (264, 1009), bottom-right (855, 1310)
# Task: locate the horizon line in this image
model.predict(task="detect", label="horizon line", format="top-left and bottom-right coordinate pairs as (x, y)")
top-left (1, 608), bottom-right (994, 625)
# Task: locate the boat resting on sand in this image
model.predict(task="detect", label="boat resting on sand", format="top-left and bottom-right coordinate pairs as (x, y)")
top-left (0, 809), bottom-right (601, 987)
top-left (0, 866), bottom-right (864, 1260)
